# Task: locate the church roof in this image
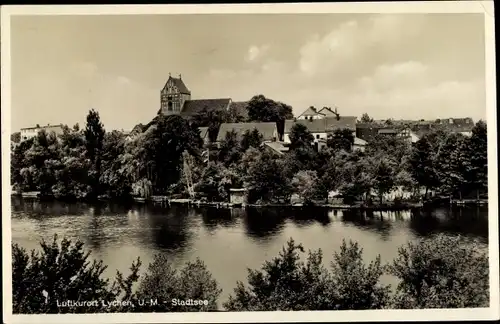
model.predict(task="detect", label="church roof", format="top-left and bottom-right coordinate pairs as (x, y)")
top-left (284, 116), bottom-right (357, 133)
top-left (180, 98), bottom-right (232, 117)
top-left (216, 122), bottom-right (277, 142)
top-left (167, 76), bottom-right (191, 95)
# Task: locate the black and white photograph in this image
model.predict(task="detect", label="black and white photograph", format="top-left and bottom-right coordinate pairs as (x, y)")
top-left (1, 2), bottom-right (498, 323)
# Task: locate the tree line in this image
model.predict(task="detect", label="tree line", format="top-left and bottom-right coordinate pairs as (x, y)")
top-left (12, 233), bottom-right (489, 313)
top-left (11, 96), bottom-right (487, 205)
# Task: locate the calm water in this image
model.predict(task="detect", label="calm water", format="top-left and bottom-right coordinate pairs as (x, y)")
top-left (11, 197), bottom-right (488, 305)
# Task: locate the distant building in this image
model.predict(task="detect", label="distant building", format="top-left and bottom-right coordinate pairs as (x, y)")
top-left (20, 124), bottom-right (64, 142)
top-left (215, 122), bottom-right (278, 146)
top-left (353, 137), bottom-right (368, 152)
top-left (158, 74), bottom-right (248, 120)
top-left (296, 106), bottom-right (340, 121)
top-left (261, 141), bottom-right (290, 156)
top-left (283, 116), bottom-right (360, 151)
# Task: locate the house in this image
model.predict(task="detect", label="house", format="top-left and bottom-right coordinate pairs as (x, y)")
top-left (125, 123), bottom-right (146, 141)
top-left (296, 106), bottom-right (326, 120)
top-left (353, 137), bottom-right (368, 151)
top-left (283, 116), bottom-right (359, 151)
top-left (158, 74), bottom-right (248, 121)
top-left (198, 126), bottom-right (210, 145)
top-left (215, 122), bottom-right (278, 146)
top-left (20, 124), bottom-right (64, 142)
top-left (261, 141), bottom-right (290, 156)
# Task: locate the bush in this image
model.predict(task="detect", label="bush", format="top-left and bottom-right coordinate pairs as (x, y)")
top-left (12, 235), bottom-right (140, 314)
top-left (329, 240), bottom-right (391, 310)
top-left (135, 254), bottom-right (222, 312)
top-left (388, 234), bottom-right (489, 308)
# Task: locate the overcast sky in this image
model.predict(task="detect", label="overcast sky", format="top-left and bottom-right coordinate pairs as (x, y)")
top-left (10, 13), bottom-right (486, 132)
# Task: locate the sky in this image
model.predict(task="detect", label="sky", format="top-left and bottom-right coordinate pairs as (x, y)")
top-left (10, 13), bottom-right (486, 132)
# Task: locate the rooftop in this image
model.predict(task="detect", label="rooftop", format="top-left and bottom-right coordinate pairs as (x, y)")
top-left (284, 116), bottom-right (357, 133)
top-left (216, 122), bottom-right (277, 142)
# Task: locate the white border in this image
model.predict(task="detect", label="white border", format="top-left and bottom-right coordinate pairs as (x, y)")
top-left (1, 2), bottom-right (498, 323)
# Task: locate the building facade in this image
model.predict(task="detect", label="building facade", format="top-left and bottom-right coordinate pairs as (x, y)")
top-left (20, 124), bottom-right (64, 142)
top-left (158, 74), bottom-right (249, 120)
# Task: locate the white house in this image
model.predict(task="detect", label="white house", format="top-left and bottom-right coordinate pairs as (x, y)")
top-left (283, 116), bottom-right (363, 151)
top-left (296, 106), bottom-right (325, 121)
top-left (20, 124), bottom-right (64, 142)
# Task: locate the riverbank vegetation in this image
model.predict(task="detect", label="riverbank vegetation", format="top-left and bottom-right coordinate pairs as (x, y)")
top-left (12, 234), bottom-right (489, 313)
top-left (11, 105), bottom-right (487, 205)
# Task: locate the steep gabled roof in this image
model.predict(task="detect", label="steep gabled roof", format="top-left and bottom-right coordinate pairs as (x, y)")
top-left (216, 122), bottom-right (277, 142)
top-left (165, 76), bottom-right (191, 95)
top-left (298, 106), bottom-right (324, 118)
top-left (317, 107), bottom-right (338, 117)
top-left (180, 98), bottom-right (231, 117)
top-left (284, 116), bottom-right (357, 134)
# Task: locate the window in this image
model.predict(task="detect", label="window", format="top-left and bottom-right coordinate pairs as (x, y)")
top-left (316, 134), bottom-right (320, 139)
top-left (168, 102), bottom-right (173, 111)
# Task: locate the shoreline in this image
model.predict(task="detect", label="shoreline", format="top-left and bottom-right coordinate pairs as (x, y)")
top-left (12, 192), bottom-right (489, 210)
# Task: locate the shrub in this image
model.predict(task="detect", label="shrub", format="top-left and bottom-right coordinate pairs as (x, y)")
top-left (135, 254), bottom-right (222, 312)
top-left (12, 235), bottom-right (140, 314)
top-left (388, 234), bottom-right (489, 308)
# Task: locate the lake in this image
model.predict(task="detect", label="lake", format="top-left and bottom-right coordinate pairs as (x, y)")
top-left (10, 197), bottom-right (488, 306)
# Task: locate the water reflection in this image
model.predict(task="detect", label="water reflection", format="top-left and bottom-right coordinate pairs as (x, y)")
top-left (200, 207), bottom-right (239, 234)
top-left (243, 207), bottom-right (287, 242)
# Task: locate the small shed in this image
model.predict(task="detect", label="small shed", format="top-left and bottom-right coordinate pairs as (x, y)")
top-left (229, 188), bottom-right (247, 205)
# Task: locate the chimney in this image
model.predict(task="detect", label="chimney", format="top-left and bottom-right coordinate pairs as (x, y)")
top-left (169, 72), bottom-right (171, 77)
top-left (179, 73), bottom-right (182, 79)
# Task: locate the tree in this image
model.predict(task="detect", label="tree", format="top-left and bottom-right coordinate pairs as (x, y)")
top-left (84, 109), bottom-right (105, 165)
top-left (409, 136), bottom-right (440, 199)
top-left (99, 131), bottom-right (131, 199)
top-left (12, 236), bottom-right (140, 314)
top-left (434, 133), bottom-right (469, 199)
top-left (192, 106), bottom-right (228, 143)
top-left (326, 128), bottom-right (354, 152)
top-left (360, 113), bottom-right (374, 123)
top-left (11, 132), bottom-right (21, 143)
top-left (291, 170), bottom-right (319, 205)
top-left (84, 109), bottom-right (106, 197)
top-left (389, 234), bottom-right (489, 309)
top-left (372, 158), bottom-right (396, 204)
top-left (195, 162), bottom-right (235, 202)
top-left (289, 123), bottom-right (314, 149)
top-left (329, 240), bottom-right (391, 310)
top-left (142, 115), bottom-right (203, 194)
top-left (224, 239), bottom-right (335, 311)
top-left (246, 95), bottom-right (293, 140)
top-left (135, 254), bottom-right (221, 312)
top-left (218, 130), bottom-right (242, 167)
top-left (240, 129), bottom-right (264, 151)
top-left (465, 121), bottom-right (487, 199)
top-left (245, 150), bottom-right (292, 204)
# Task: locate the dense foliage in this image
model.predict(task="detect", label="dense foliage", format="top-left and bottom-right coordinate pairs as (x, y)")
top-left (11, 107), bottom-right (487, 205)
top-left (12, 234), bottom-right (488, 313)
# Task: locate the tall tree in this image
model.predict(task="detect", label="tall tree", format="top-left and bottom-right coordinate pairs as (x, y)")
top-left (326, 128), bottom-right (354, 152)
top-left (360, 113), bottom-right (374, 123)
top-left (465, 120), bottom-right (488, 199)
top-left (246, 95), bottom-right (293, 140)
top-left (218, 130), bottom-right (242, 167)
top-left (143, 115), bottom-right (203, 194)
top-left (240, 129), bottom-right (264, 151)
top-left (409, 136), bottom-right (440, 198)
top-left (84, 109), bottom-right (106, 197)
top-left (373, 158), bottom-right (396, 204)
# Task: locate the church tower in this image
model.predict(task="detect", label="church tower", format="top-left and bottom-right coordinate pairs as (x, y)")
top-left (160, 73), bottom-right (191, 115)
